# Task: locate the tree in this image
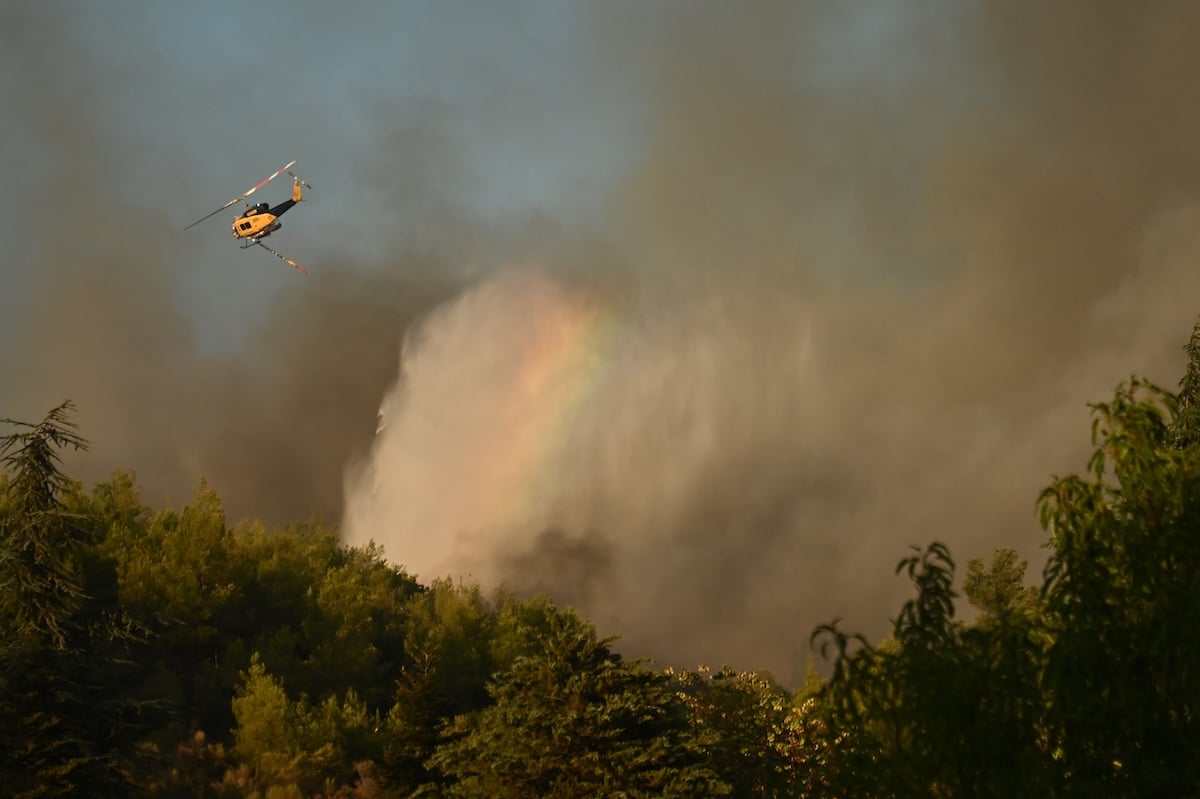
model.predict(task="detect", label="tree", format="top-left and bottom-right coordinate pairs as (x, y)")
top-left (0, 401), bottom-right (89, 645)
top-left (106, 480), bottom-right (248, 736)
top-left (378, 579), bottom-right (496, 795)
top-left (812, 543), bottom-right (1051, 797)
top-left (301, 543), bottom-right (420, 709)
top-left (1039, 377), bottom-right (1200, 796)
top-left (428, 607), bottom-right (728, 798)
top-left (227, 654), bottom-right (377, 796)
top-left (811, 366), bottom-right (1200, 797)
top-left (1171, 319), bottom-right (1200, 448)
top-left (673, 665), bottom-right (815, 797)
top-left (963, 548), bottom-right (1039, 626)
top-left (0, 402), bottom-right (153, 797)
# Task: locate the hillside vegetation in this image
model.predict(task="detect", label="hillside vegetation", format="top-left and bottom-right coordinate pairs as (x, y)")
top-left (5, 325), bottom-right (1200, 797)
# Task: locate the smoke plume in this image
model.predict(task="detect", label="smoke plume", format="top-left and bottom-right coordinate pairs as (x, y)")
top-left (343, 3), bottom-right (1200, 678)
top-left (8, 3), bottom-right (1200, 679)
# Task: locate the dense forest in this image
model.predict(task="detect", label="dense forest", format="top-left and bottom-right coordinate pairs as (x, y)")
top-left (4, 324), bottom-right (1200, 799)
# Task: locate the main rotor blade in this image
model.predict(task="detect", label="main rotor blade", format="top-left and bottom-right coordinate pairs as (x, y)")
top-left (185, 160), bottom-right (297, 231)
top-left (242, 159), bottom-right (297, 201)
top-left (185, 199), bottom-right (239, 230)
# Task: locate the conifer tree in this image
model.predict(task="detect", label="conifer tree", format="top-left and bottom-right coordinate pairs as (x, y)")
top-left (0, 401), bottom-right (88, 646)
top-left (0, 402), bottom-right (152, 797)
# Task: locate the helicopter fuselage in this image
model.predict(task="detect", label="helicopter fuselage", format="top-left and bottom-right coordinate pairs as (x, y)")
top-left (186, 159), bottom-right (311, 275)
top-left (232, 198), bottom-right (297, 241)
top-left (231, 176), bottom-right (304, 241)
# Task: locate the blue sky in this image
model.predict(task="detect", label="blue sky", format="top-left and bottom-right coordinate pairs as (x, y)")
top-left (1, 1), bottom-right (963, 348)
top-left (1, 1), bottom-right (650, 347)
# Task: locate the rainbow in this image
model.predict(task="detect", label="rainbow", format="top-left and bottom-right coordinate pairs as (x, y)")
top-left (464, 273), bottom-right (625, 532)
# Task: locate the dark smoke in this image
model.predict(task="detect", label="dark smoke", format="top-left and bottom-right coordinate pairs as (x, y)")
top-left (499, 528), bottom-right (616, 611)
top-left (9, 2), bottom-right (1200, 681)
top-left (0, 4), bottom-right (463, 524)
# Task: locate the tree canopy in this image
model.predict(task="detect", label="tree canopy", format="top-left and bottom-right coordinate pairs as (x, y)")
top-left (5, 319), bottom-right (1200, 796)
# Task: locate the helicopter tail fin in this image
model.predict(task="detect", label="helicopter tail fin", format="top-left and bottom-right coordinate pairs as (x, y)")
top-left (288, 170), bottom-right (312, 203)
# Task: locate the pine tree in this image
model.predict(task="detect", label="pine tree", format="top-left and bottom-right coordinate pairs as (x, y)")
top-left (0, 400), bottom-right (88, 646)
top-left (0, 401), bottom-right (154, 797)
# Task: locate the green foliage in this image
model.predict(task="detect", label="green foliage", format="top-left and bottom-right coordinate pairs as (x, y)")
top-left (230, 519), bottom-right (341, 694)
top-left (401, 579), bottom-right (494, 711)
top-left (378, 580), bottom-right (496, 794)
top-left (0, 403), bottom-right (155, 797)
top-left (673, 665), bottom-right (821, 797)
top-left (0, 400), bottom-right (88, 646)
top-left (1038, 377), bottom-right (1200, 796)
top-left (229, 654), bottom-right (376, 796)
top-left (812, 369), bottom-right (1200, 797)
top-left (101, 481), bottom-right (249, 736)
top-left (428, 607), bottom-right (729, 798)
top-left (99, 487), bottom-right (415, 741)
top-left (488, 590), bottom-right (562, 673)
top-left (813, 542), bottom-right (1051, 797)
top-left (302, 543), bottom-right (421, 709)
top-left (963, 548), bottom-right (1039, 626)
top-left (10, 321), bottom-right (1200, 797)
top-left (117, 481), bottom-right (238, 636)
top-left (233, 656), bottom-right (297, 778)
top-left (1171, 319), bottom-right (1200, 448)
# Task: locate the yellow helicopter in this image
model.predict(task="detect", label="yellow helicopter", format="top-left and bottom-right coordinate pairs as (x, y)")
top-left (186, 159), bottom-right (313, 275)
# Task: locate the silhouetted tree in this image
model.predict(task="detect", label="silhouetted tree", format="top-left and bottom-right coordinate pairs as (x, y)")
top-left (0, 402), bottom-right (153, 797)
top-left (0, 401), bottom-right (88, 645)
top-left (812, 542), bottom-right (1051, 797)
top-left (1040, 378), bottom-right (1200, 796)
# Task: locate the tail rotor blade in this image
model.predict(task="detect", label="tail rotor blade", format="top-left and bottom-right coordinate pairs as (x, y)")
top-left (287, 170), bottom-right (312, 190)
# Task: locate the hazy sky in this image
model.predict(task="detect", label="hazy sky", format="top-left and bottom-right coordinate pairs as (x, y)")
top-left (5, 1), bottom-right (1200, 681)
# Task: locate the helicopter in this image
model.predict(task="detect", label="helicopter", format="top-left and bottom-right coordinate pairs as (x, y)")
top-left (186, 159), bottom-right (313, 275)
